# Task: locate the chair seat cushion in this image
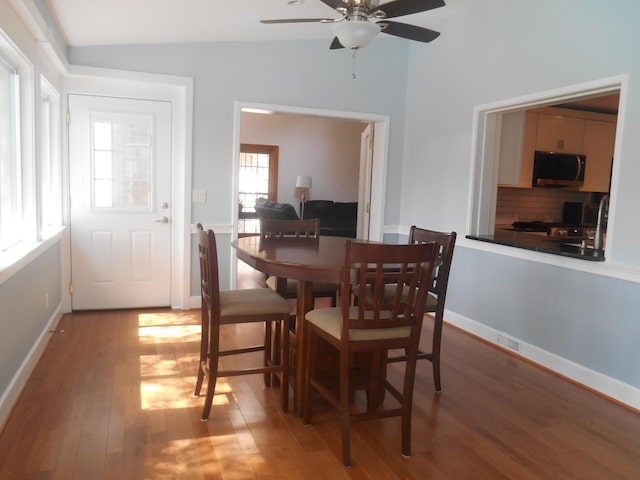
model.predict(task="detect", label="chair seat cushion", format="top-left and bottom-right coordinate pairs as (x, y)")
top-left (220, 288), bottom-right (292, 317)
top-left (265, 276), bottom-right (338, 295)
top-left (305, 307), bottom-right (411, 341)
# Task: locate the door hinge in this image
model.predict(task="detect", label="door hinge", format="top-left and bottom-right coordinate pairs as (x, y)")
top-left (366, 203), bottom-right (371, 214)
top-left (69, 282), bottom-right (74, 295)
top-left (66, 110), bottom-right (70, 125)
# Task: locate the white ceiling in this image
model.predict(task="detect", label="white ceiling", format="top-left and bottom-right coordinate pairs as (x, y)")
top-left (43, 0), bottom-right (463, 47)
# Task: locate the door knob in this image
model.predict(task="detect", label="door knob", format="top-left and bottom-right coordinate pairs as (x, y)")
top-left (156, 216), bottom-right (169, 224)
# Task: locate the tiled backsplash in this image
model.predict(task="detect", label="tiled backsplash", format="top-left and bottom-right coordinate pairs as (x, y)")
top-left (496, 187), bottom-right (590, 225)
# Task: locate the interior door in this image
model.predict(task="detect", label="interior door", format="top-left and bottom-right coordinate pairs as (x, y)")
top-left (69, 94), bottom-right (172, 309)
top-left (357, 122), bottom-right (374, 240)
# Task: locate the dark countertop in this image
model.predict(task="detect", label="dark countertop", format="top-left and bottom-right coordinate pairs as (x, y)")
top-left (466, 229), bottom-right (605, 261)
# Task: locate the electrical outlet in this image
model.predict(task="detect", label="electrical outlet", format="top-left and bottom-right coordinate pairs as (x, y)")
top-left (497, 334), bottom-right (520, 352)
top-left (192, 189), bottom-right (206, 204)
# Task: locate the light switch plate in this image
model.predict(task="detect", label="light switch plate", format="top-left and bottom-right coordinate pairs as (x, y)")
top-left (192, 189), bottom-right (206, 204)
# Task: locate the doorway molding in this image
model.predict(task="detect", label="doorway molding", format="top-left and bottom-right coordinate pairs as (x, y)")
top-left (232, 101), bottom-right (390, 243)
top-left (63, 65), bottom-right (194, 310)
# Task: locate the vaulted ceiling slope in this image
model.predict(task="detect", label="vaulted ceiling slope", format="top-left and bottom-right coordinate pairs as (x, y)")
top-left (43, 0), bottom-right (463, 47)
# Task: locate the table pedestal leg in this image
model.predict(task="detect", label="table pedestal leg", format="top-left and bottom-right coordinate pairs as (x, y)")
top-left (294, 279), bottom-right (314, 415)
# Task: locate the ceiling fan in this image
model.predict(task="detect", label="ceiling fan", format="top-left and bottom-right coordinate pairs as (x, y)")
top-left (260, 0), bottom-right (445, 51)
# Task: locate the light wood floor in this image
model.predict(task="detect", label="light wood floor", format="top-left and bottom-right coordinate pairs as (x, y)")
top-left (1, 303), bottom-right (639, 478)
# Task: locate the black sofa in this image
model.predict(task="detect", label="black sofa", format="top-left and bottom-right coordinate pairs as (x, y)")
top-left (254, 199), bottom-right (300, 220)
top-left (302, 200), bottom-right (358, 238)
top-left (254, 199), bottom-right (358, 238)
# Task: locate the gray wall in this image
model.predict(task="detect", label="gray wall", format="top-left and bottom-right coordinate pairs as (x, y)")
top-left (399, 0), bottom-right (640, 390)
top-left (0, 242), bottom-right (62, 397)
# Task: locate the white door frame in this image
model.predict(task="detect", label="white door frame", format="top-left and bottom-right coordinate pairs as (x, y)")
top-left (62, 66), bottom-right (194, 311)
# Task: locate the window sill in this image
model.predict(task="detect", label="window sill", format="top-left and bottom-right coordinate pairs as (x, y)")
top-left (0, 226), bottom-right (65, 286)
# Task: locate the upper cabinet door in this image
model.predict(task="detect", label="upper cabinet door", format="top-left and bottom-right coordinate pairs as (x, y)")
top-left (535, 114), bottom-right (584, 153)
top-left (580, 120), bottom-right (616, 193)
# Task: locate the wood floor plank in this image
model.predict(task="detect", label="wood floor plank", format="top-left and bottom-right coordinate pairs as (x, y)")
top-left (1, 307), bottom-right (639, 479)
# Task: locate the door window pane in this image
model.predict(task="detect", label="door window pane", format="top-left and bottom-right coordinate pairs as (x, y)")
top-left (90, 113), bottom-right (154, 211)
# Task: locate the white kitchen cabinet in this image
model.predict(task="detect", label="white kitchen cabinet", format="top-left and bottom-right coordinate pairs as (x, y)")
top-left (535, 114), bottom-right (584, 153)
top-left (580, 120), bottom-right (616, 192)
top-left (498, 112), bottom-right (537, 188)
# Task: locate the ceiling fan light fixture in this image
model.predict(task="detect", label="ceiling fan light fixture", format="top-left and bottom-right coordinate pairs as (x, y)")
top-left (333, 20), bottom-right (380, 50)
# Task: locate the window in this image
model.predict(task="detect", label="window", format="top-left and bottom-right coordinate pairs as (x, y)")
top-left (238, 144), bottom-right (278, 235)
top-left (40, 77), bottom-right (61, 235)
top-left (0, 54), bottom-right (20, 250)
top-left (90, 112), bottom-right (154, 211)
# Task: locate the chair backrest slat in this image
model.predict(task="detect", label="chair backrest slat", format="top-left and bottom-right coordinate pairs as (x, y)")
top-left (260, 218), bottom-right (320, 239)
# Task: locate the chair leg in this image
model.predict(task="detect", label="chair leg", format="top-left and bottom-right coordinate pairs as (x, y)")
top-left (264, 321), bottom-right (273, 387)
top-left (280, 315), bottom-right (290, 412)
top-left (201, 323), bottom-right (220, 421)
top-left (340, 349), bottom-right (352, 467)
top-left (194, 305), bottom-right (209, 397)
top-left (432, 313), bottom-right (444, 392)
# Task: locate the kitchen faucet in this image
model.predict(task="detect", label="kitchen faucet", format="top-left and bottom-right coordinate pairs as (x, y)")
top-left (593, 194), bottom-right (609, 251)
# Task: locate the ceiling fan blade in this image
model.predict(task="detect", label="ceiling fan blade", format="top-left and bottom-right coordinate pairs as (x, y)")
top-left (330, 37), bottom-right (345, 49)
top-left (378, 21), bottom-right (440, 43)
top-left (320, 0), bottom-right (350, 11)
top-left (376, 0), bottom-right (445, 19)
top-left (260, 18), bottom-right (335, 24)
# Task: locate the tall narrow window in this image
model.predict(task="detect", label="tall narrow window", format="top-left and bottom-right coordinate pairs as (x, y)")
top-left (0, 55), bottom-right (20, 250)
top-left (40, 77), bottom-right (61, 236)
top-left (238, 144), bottom-right (278, 235)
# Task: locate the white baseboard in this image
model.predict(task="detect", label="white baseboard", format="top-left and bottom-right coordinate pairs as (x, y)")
top-left (0, 304), bottom-right (64, 429)
top-left (445, 310), bottom-right (640, 412)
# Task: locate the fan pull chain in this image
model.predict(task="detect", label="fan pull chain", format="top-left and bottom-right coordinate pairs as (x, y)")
top-left (351, 49), bottom-right (357, 79)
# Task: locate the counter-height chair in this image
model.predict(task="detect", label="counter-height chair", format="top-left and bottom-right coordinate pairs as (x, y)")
top-left (302, 240), bottom-right (438, 467)
top-left (352, 226), bottom-right (456, 392)
top-left (194, 225), bottom-right (292, 419)
top-left (260, 218), bottom-right (339, 386)
top-left (390, 226), bottom-right (456, 392)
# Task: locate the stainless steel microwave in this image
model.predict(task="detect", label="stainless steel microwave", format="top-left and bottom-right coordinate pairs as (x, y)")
top-left (532, 151), bottom-right (586, 188)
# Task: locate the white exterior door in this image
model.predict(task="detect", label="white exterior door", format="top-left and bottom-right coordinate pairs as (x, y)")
top-left (69, 94), bottom-right (172, 310)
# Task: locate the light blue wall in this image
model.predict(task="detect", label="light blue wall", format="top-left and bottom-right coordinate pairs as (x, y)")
top-left (68, 39), bottom-right (410, 227)
top-left (0, 242), bottom-right (62, 396)
top-left (400, 0), bottom-right (640, 389)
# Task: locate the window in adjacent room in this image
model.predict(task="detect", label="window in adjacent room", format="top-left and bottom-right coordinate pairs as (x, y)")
top-left (238, 144), bottom-right (278, 236)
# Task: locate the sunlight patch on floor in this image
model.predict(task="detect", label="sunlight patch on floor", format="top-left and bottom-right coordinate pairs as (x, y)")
top-left (138, 324), bottom-right (201, 343)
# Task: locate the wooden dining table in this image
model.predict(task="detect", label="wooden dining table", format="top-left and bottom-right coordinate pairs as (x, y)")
top-left (232, 234), bottom-right (366, 414)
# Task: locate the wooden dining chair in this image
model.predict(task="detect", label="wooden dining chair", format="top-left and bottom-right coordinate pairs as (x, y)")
top-left (387, 226), bottom-right (457, 392)
top-left (259, 218), bottom-right (339, 388)
top-left (352, 226), bottom-right (456, 392)
top-left (194, 225), bottom-right (292, 419)
top-left (302, 240), bottom-right (438, 467)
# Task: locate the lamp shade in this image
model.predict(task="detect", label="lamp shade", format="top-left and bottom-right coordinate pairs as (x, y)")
top-left (295, 175), bottom-right (312, 189)
top-left (333, 20), bottom-right (380, 49)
